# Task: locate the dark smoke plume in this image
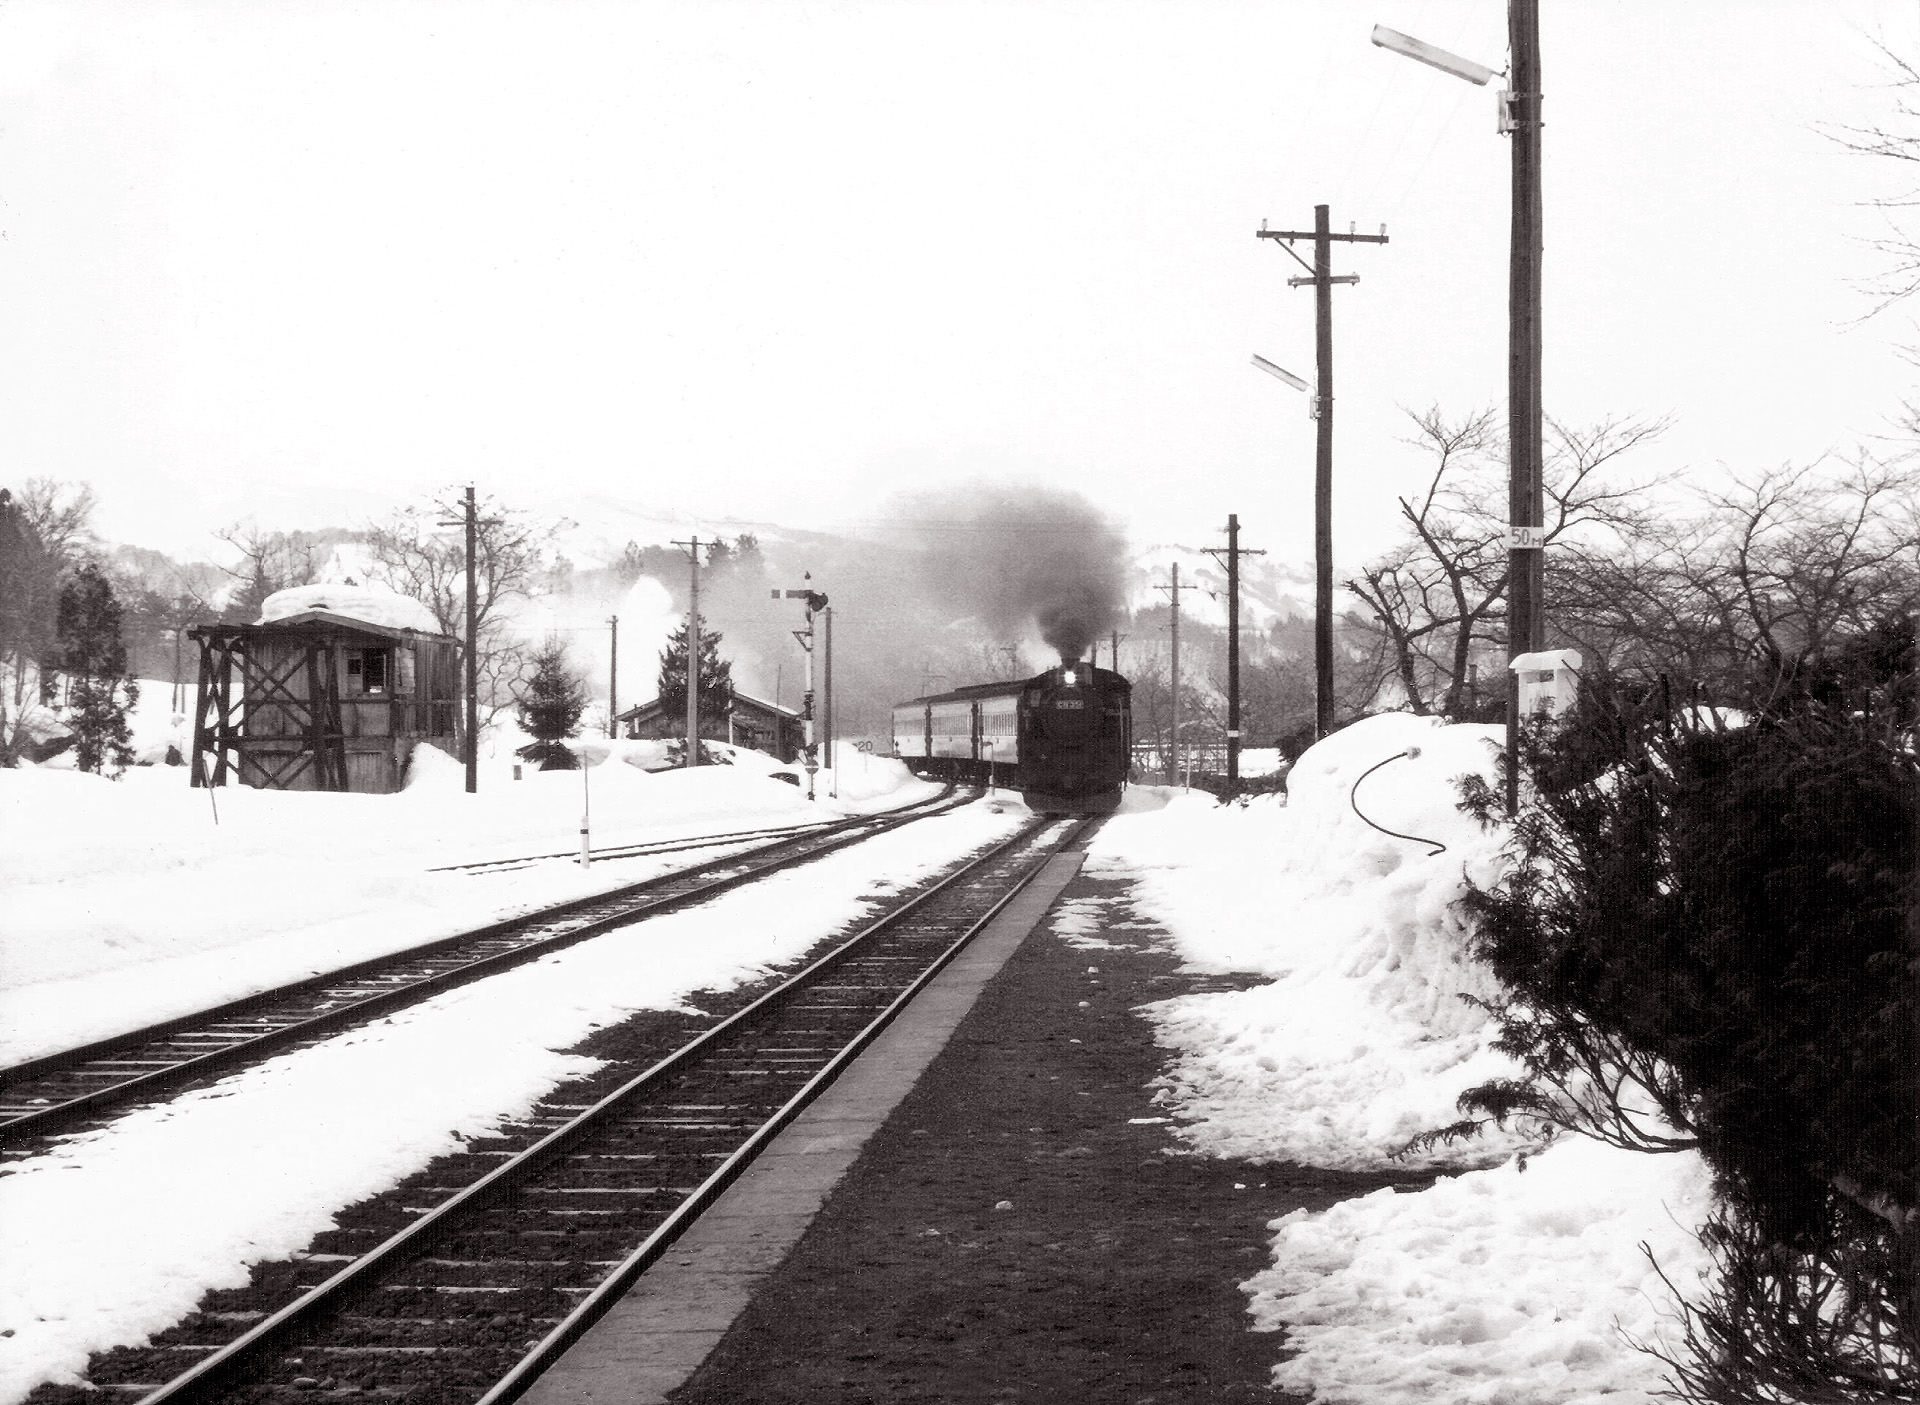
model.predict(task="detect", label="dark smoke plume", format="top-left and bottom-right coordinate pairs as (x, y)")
top-left (901, 484), bottom-right (1130, 662)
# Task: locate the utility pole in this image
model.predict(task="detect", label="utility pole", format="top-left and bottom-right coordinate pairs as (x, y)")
top-left (436, 487), bottom-right (484, 793)
top-left (1205, 514), bottom-right (1266, 796)
top-left (1506, 0), bottom-right (1546, 815)
top-left (1109, 629), bottom-right (1127, 674)
top-left (464, 488), bottom-right (478, 791)
top-left (606, 615), bottom-right (618, 739)
top-left (821, 604), bottom-right (834, 795)
top-left (1257, 206), bottom-right (1388, 738)
top-left (1157, 563), bottom-right (1182, 786)
top-left (673, 537), bottom-right (703, 767)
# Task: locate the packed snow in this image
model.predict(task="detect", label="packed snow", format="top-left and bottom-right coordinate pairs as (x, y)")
top-left (1091, 714), bottom-right (1528, 1172)
top-left (255, 581), bottom-right (444, 633)
top-left (1085, 713), bottom-right (1712, 1403)
top-left (1248, 1137), bottom-right (1712, 1405)
top-left (0, 750), bottom-right (1021, 1402)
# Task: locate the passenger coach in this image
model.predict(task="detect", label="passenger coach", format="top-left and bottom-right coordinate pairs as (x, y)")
top-left (891, 662), bottom-right (1132, 814)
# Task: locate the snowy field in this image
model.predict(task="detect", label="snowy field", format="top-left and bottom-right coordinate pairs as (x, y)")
top-left (0, 713), bottom-right (934, 1065)
top-left (1085, 714), bottom-right (1712, 1405)
top-left (0, 741), bottom-right (1024, 1402)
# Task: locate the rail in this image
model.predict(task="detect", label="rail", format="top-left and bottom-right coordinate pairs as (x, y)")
top-left (119, 814), bottom-right (1091, 1404)
top-left (0, 784), bottom-right (970, 1144)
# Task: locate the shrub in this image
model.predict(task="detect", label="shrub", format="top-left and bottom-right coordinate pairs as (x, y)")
top-left (1441, 659), bottom-right (1919, 1400)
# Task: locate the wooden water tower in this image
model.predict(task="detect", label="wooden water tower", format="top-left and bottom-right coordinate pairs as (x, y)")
top-left (189, 589), bottom-right (459, 794)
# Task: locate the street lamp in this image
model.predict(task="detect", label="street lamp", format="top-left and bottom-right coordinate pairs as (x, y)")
top-left (1373, 8), bottom-right (1543, 814)
top-left (1251, 353), bottom-right (1312, 404)
top-left (1369, 26), bottom-right (1496, 86)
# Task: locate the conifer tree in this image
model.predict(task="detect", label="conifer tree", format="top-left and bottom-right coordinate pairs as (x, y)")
top-left (52, 561), bottom-right (138, 776)
top-left (514, 635), bottom-right (586, 770)
top-left (656, 616), bottom-right (734, 738)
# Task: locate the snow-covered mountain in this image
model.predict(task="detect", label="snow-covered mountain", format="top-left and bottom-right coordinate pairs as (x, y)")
top-left (1127, 542), bottom-right (1313, 632)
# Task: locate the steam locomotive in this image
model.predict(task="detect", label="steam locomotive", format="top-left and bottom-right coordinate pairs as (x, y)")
top-left (890, 661), bottom-right (1133, 814)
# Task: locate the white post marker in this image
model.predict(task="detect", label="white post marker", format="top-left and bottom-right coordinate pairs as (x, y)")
top-left (579, 746), bottom-right (592, 868)
top-left (1510, 648), bottom-right (1582, 719)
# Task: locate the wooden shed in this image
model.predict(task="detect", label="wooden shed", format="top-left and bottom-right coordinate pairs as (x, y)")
top-left (189, 597), bottom-right (459, 794)
top-left (616, 690), bottom-right (804, 762)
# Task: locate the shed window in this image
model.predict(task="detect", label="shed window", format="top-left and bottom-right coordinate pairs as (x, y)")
top-left (347, 649), bottom-right (390, 695)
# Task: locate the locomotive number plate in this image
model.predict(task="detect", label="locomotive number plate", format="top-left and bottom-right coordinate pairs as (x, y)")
top-left (1054, 698), bottom-right (1083, 709)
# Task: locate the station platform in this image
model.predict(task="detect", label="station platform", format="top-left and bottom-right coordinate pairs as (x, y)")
top-left (524, 849), bottom-right (1418, 1404)
top-left (521, 851), bottom-right (1091, 1404)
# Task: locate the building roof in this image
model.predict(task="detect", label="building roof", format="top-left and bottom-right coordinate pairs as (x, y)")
top-left (615, 690), bottom-right (800, 725)
top-left (191, 611), bottom-right (454, 645)
top-left (258, 583), bottom-right (444, 634)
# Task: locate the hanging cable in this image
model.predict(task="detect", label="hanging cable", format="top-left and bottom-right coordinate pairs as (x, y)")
top-left (1348, 746), bottom-right (1447, 856)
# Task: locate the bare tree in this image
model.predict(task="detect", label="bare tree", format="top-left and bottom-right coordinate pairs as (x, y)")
top-left (363, 493), bottom-right (556, 738)
top-left (1345, 408), bottom-right (1506, 717)
top-left (109, 551), bottom-right (226, 712)
top-left (1563, 457), bottom-right (1920, 709)
top-left (214, 523), bottom-right (323, 621)
top-left (1347, 409), bottom-right (1665, 718)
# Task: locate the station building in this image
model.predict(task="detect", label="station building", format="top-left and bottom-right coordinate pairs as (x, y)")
top-left (614, 691), bottom-right (804, 763)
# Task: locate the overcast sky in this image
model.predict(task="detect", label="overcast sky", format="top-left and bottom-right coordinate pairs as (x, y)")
top-left (2, 0), bottom-right (1916, 571)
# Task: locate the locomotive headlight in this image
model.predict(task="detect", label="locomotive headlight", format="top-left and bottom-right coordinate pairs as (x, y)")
top-left (1062, 669), bottom-right (1077, 687)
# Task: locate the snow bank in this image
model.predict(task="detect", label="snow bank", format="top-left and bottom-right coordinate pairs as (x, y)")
top-left (256, 582), bottom-right (442, 634)
top-left (811, 750), bottom-right (920, 802)
top-left (1092, 713), bottom-right (1525, 1170)
top-left (1090, 713), bottom-right (1717, 1402)
top-left (1247, 1137), bottom-right (1713, 1404)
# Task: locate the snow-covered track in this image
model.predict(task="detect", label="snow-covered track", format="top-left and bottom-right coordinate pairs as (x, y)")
top-left (0, 786), bottom-right (971, 1148)
top-left (426, 816), bottom-right (844, 874)
top-left (83, 814), bottom-right (1087, 1405)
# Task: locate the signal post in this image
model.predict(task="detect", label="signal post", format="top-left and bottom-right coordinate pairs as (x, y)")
top-left (774, 583), bottom-right (829, 799)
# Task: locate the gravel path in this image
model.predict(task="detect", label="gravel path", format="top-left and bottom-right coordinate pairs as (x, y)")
top-left (669, 867), bottom-right (1432, 1404)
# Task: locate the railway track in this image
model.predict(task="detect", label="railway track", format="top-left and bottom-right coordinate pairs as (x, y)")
top-left (426, 815), bottom-right (841, 874)
top-left (44, 812), bottom-right (1090, 1405)
top-left (0, 785), bottom-right (971, 1151)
